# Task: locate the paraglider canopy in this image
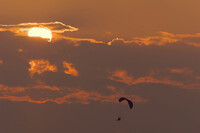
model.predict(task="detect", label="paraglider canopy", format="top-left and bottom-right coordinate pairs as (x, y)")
top-left (119, 97), bottom-right (133, 109)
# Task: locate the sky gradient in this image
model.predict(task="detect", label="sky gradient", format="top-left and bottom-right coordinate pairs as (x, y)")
top-left (0, 0), bottom-right (200, 133)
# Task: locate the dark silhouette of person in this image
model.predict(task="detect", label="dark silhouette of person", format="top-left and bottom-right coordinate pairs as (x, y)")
top-left (117, 117), bottom-right (121, 121)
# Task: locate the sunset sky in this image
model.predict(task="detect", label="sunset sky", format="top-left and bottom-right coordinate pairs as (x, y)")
top-left (0, 0), bottom-right (200, 133)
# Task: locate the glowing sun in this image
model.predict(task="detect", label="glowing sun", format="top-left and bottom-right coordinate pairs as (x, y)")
top-left (28, 27), bottom-right (52, 42)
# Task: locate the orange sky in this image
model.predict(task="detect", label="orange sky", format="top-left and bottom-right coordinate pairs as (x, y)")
top-left (1, 0), bottom-right (200, 40)
top-left (0, 0), bottom-right (200, 133)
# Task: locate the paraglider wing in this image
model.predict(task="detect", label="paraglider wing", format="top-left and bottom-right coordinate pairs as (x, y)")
top-left (119, 97), bottom-right (133, 109)
top-left (119, 97), bottom-right (127, 102)
top-left (127, 99), bottom-right (133, 109)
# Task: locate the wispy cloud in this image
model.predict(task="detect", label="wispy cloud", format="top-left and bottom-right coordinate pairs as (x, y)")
top-left (170, 68), bottom-right (193, 76)
top-left (63, 36), bottom-right (104, 44)
top-left (63, 61), bottom-right (79, 77)
top-left (0, 21), bottom-right (78, 34)
top-left (109, 68), bottom-right (200, 90)
top-left (29, 59), bottom-right (57, 77)
top-left (0, 22), bottom-right (103, 43)
top-left (0, 83), bottom-right (147, 104)
top-left (2, 22), bottom-right (200, 46)
top-left (108, 32), bottom-right (200, 47)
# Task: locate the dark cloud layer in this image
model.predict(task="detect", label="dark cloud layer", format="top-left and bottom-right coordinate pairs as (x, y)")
top-left (1, 29), bottom-right (200, 103)
top-left (0, 28), bottom-right (200, 133)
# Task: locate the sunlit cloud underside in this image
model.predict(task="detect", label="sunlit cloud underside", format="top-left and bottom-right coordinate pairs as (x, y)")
top-left (1, 22), bottom-right (200, 105)
top-left (0, 22), bottom-right (103, 43)
top-left (1, 22), bottom-right (200, 47)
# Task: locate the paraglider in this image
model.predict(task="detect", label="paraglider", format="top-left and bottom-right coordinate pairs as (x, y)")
top-left (116, 97), bottom-right (134, 121)
top-left (119, 97), bottom-right (133, 109)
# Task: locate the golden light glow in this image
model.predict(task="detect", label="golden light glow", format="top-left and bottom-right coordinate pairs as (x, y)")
top-left (28, 27), bottom-right (52, 42)
top-left (29, 59), bottom-right (57, 77)
top-left (63, 61), bottom-right (79, 77)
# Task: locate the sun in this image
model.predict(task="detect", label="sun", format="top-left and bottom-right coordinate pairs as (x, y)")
top-left (28, 27), bottom-right (52, 42)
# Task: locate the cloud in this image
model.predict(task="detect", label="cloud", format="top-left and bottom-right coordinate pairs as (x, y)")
top-left (0, 22), bottom-right (103, 43)
top-left (109, 68), bottom-right (200, 90)
top-left (29, 59), bottom-right (57, 77)
top-left (0, 84), bottom-right (26, 94)
top-left (0, 21), bottom-right (78, 34)
top-left (2, 22), bottom-right (200, 46)
top-left (0, 83), bottom-right (147, 104)
top-left (63, 36), bottom-right (104, 45)
top-left (170, 68), bottom-right (193, 76)
top-left (63, 61), bottom-right (79, 77)
top-left (1, 22), bottom-right (200, 106)
top-left (108, 32), bottom-right (200, 47)
top-left (28, 60), bottom-right (80, 77)
top-left (109, 70), bottom-right (183, 87)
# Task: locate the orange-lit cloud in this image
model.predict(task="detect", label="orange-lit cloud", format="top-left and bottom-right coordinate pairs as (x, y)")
top-left (109, 69), bottom-right (200, 90)
top-left (54, 89), bottom-right (147, 104)
top-left (32, 84), bottom-right (60, 91)
top-left (2, 22), bottom-right (200, 46)
top-left (109, 70), bottom-right (181, 86)
top-left (0, 22), bottom-right (78, 42)
top-left (63, 36), bottom-right (104, 45)
top-left (0, 21), bottom-right (78, 33)
top-left (108, 32), bottom-right (200, 47)
top-left (108, 70), bottom-right (135, 85)
top-left (17, 49), bottom-right (23, 52)
top-left (0, 22), bottom-right (103, 43)
top-left (29, 59), bottom-right (57, 77)
top-left (0, 95), bottom-right (47, 104)
top-left (63, 61), bottom-right (79, 77)
top-left (170, 68), bottom-right (193, 76)
top-left (0, 84), bottom-right (26, 95)
top-left (106, 86), bottom-right (148, 103)
top-left (0, 83), bottom-right (147, 104)
top-left (0, 60), bottom-right (3, 65)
